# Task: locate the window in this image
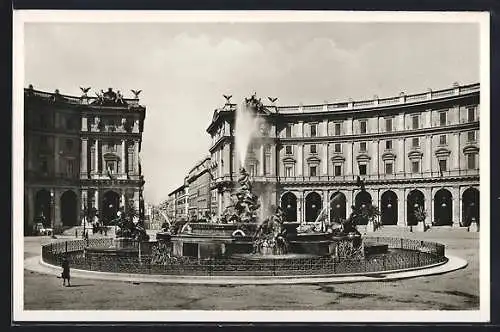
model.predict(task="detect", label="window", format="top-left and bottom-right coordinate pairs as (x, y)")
top-left (360, 120), bottom-right (367, 134)
top-left (385, 140), bottom-right (393, 150)
top-left (439, 135), bottom-right (447, 145)
top-left (334, 165), bottom-right (342, 176)
top-left (249, 164), bottom-right (257, 177)
top-left (66, 116), bottom-right (77, 130)
top-left (385, 118), bottom-right (393, 132)
top-left (468, 154), bottom-right (476, 169)
top-left (285, 125), bottom-right (292, 138)
top-left (334, 143), bottom-right (342, 153)
top-left (334, 123), bottom-right (341, 136)
top-left (467, 131), bottom-right (476, 142)
top-left (360, 142), bottom-right (367, 152)
top-left (468, 107), bottom-right (475, 122)
top-left (66, 159), bottom-right (75, 177)
top-left (285, 145), bottom-right (292, 155)
top-left (411, 161), bottom-right (420, 173)
top-left (107, 142), bottom-right (116, 152)
top-left (310, 123), bottom-right (317, 137)
top-left (412, 137), bottom-right (419, 148)
top-left (439, 111), bottom-right (447, 126)
top-left (40, 136), bottom-right (48, 148)
top-left (359, 164), bottom-right (367, 175)
top-left (264, 145), bottom-right (271, 153)
top-left (40, 114), bottom-right (48, 129)
top-left (385, 162), bottom-right (393, 175)
top-left (310, 144), bottom-right (317, 154)
top-left (412, 115), bottom-right (419, 129)
top-left (439, 159), bottom-right (447, 172)
top-left (310, 166), bottom-right (317, 177)
top-left (285, 165), bottom-right (294, 177)
top-left (65, 139), bottom-right (74, 152)
top-left (105, 160), bottom-right (116, 174)
top-left (264, 155), bottom-right (271, 175)
top-left (40, 158), bottom-right (48, 173)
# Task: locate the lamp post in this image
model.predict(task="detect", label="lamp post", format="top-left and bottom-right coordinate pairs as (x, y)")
top-left (82, 196), bottom-right (87, 238)
top-left (50, 190), bottom-right (56, 239)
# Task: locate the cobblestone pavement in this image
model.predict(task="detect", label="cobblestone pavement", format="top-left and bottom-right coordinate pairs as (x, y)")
top-left (23, 230), bottom-right (480, 310)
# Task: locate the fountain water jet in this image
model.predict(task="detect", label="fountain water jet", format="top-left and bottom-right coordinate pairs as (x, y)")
top-left (235, 97), bottom-right (259, 166)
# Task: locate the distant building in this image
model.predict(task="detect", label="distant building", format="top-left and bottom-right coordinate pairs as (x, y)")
top-left (24, 85), bottom-right (146, 233)
top-left (168, 183), bottom-right (189, 222)
top-left (206, 83), bottom-right (480, 229)
top-left (186, 157), bottom-right (212, 220)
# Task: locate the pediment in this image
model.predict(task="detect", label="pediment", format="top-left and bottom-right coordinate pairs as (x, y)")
top-left (103, 152), bottom-right (120, 160)
top-left (356, 153), bottom-right (371, 162)
top-left (381, 152), bottom-right (396, 161)
top-left (282, 156), bottom-right (296, 164)
top-left (331, 155), bottom-right (345, 162)
top-left (434, 147), bottom-right (451, 158)
top-left (463, 145), bottom-right (479, 154)
top-left (306, 156), bottom-right (321, 164)
top-left (407, 150), bottom-right (423, 160)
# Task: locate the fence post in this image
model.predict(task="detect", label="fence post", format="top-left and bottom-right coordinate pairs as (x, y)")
top-left (65, 241), bottom-right (68, 254)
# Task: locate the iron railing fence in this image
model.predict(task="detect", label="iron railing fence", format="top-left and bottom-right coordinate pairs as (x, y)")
top-left (41, 237), bottom-right (446, 277)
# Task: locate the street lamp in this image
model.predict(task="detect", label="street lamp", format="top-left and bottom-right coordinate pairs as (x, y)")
top-left (83, 196), bottom-right (87, 238)
top-left (50, 190), bottom-right (56, 239)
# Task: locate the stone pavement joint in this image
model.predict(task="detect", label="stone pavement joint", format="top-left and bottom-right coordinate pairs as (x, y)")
top-left (24, 253), bottom-right (468, 285)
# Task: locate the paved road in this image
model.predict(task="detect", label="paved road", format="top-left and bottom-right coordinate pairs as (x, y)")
top-left (23, 231), bottom-right (480, 310)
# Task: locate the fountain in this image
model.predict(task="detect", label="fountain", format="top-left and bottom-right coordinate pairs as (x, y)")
top-left (40, 93), bottom-right (452, 281)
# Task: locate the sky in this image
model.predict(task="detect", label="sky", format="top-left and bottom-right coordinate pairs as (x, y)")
top-left (24, 21), bottom-right (480, 204)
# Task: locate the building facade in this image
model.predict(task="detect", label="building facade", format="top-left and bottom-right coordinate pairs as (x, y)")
top-left (186, 157), bottom-right (212, 220)
top-left (167, 183), bottom-right (189, 222)
top-left (207, 83), bottom-right (480, 228)
top-left (24, 85), bottom-right (146, 233)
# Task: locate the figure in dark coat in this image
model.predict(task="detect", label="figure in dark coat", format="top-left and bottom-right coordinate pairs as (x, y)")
top-left (61, 257), bottom-right (71, 287)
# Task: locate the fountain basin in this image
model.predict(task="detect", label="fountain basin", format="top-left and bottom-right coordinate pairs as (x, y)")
top-left (231, 252), bottom-right (321, 260)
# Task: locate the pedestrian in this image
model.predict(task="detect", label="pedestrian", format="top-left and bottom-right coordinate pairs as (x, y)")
top-left (61, 256), bottom-right (71, 287)
top-left (104, 227), bottom-right (108, 236)
top-left (75, 228), bottom-right (78, 238)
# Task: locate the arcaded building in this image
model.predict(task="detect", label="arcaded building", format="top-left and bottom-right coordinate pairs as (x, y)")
top-left (207, 83), bottom-right (480, 229)
top-left (24, 86), bottom-right (146, 233)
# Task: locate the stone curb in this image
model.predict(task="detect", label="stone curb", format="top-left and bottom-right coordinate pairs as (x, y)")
top-left (25, 254), bottom-right (467, 285)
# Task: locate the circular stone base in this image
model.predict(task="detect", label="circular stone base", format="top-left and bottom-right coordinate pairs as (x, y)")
top-left (31, 255), bottom-right (467, 285)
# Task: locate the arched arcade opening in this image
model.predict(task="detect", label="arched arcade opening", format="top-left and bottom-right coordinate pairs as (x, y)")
top-left (381, 190), bottom-right (398, 225)
top-left (35, 189), bottom-right (51, 227)
top-left (407, 189), bottom-right (424, 226)
top-left (329, 192), bottom-right (346, 223)
top-left (305, 192), bottom-right (322, 223)
top-left (434, 189), bottom-right (453, 226)
top-left (280, 192), bottom-right (297, 222)
top-left (462, 188), bottom-right (479, 227)
top-left (354, 191), bottom-right (372, 225)
top-left (60, 190), bottom-right (78, 226)
top-left (102, 190), bottom-right (120, 225)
